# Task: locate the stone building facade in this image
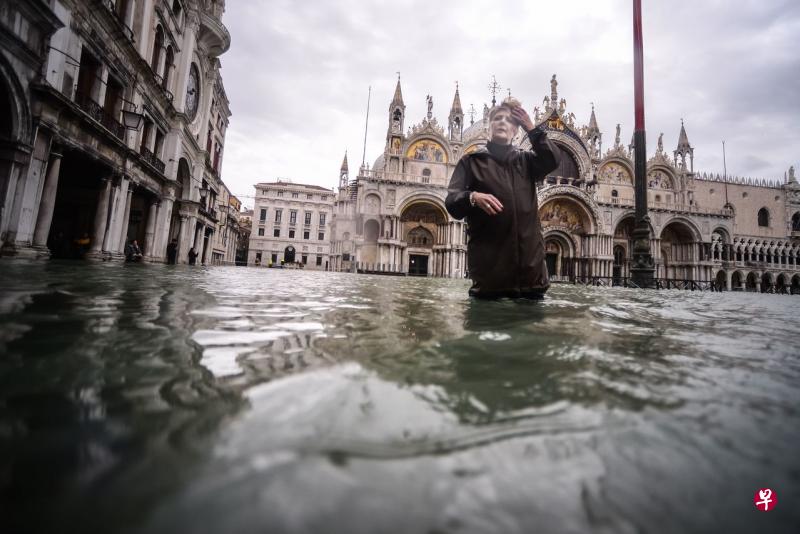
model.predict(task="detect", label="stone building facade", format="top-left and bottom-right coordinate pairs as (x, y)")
top-left (0, 0), bottom-right (242, 265)
top-left (248, 181), bottom-right (334, 269)
top-left (330, 75), bottom-right (800, 293)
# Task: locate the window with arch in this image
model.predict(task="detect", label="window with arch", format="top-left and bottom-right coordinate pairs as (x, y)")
top-left (792, 212), bottom-right (800, 232)
top-left (392, 109), bottom-right (402, 124)
top-left (422, 168), bottom-right (431, 184)
top-left (655, 194), bottom-right (662, 203)
top-left (611, 189), bottom-right (618, 198)
top-left (151, 25), bottom-right (164, 73)
top-left (757, 208), bottom-right (769, 227)
top-left (162, 46), bottom-right (174, 90)
top-left (546, 143), bottom-right (579, 180)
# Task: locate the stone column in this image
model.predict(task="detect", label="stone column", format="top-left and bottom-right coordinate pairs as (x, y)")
top-left (32, 151), bottom-right (63, 247)
top-left (177, 215), bottom-right (187, 263)
top-left (153, 197), bottom-right (174, 259)
top-left (116, 187), bottom-right (134, 251)
top-left (143, 200), bottom-right (159, 257)
top-left (102, 181), bottom-right (121, 253)
top-left (90, 177), bottom-right (113, 253)
top-left (194, 223), bottom-right (204, 250)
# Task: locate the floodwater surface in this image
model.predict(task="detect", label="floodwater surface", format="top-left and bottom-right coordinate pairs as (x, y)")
top-left (0, 260), bottom-right (798, 533)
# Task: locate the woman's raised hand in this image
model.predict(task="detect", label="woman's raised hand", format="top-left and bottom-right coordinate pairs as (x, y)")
top-left (511, 107), bottom-right (534, 132)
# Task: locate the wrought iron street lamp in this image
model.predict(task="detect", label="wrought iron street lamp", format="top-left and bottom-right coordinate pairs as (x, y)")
top-left (121, 108), bottom-right (144, 130)
top-left (120, 96), bottom-right (144, 130)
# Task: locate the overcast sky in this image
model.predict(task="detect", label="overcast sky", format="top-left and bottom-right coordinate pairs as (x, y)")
top-left (219, 0), bottom-right (800, 208)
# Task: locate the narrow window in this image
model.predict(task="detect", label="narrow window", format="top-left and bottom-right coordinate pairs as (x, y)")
top-left (757, 208), bottom-right (769, 227)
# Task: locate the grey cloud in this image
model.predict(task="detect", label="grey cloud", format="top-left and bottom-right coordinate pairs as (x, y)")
top-left (220, 0), bottom-right (800, 204)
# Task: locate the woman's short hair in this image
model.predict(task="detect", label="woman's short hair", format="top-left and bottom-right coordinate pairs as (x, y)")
top-left (488, 97), bottom-right (523, 121)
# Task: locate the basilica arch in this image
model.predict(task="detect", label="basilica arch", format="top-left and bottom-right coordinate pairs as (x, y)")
top-left (524, 127), bottom-right (592, 181)
top-left (659, 218), bottom-right (701, 280)
top-left (397, 196), bottom-right (452, 277)
top-left (612, 213), bottom-right (655, 281)
top-left (0, 53), bottom-right (34, 250)
top-left (537, 189), bottom-right (605, 279)
top-left (542, 229), bottom-right (577, 280)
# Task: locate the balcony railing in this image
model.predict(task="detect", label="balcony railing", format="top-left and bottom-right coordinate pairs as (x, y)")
top-left (101, 112), bottom-right (125, 140)
top-left (75, 91), bottom-right (104, 122)
top-left (74, 90), bottom-right (125, 141)
top-left (199, 206), bottom-right (218, 222)
top-left (360, 169), bottom-right (443, 186)
top-left (139, 146), bottom-right (166, 173)
top-left (99, 0), bottom-right (134, 42)
top-left (594, 196), bottom-right (733, 217)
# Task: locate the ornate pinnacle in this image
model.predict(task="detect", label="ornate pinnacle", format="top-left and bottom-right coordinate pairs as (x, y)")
top-left (488, 75), bottom-right (501, 107)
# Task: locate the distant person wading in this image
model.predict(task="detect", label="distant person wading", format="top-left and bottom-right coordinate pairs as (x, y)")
top-left (445, 97), bottom-right (559, 299)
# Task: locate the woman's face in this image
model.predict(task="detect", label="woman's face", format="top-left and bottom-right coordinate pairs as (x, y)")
top-left (489, 108), bottom-right (518, 144)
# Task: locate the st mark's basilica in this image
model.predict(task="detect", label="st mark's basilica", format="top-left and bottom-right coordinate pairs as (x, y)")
top-left (329, 75), bottom-right (800, 292)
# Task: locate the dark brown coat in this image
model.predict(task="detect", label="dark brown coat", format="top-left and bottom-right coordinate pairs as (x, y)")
top-left (445, 128), bottom-right (560, 298)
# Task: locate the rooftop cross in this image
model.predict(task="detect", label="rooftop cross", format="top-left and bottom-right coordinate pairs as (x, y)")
top-left (488, 75), bottom-right (501, 107)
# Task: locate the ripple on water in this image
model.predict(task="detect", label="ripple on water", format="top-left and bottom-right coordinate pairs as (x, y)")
top-left (2, 265), bottom-right (800, 534)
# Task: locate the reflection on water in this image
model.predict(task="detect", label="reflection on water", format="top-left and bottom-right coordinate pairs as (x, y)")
top-left (1, 260), bottom-right (799, 533)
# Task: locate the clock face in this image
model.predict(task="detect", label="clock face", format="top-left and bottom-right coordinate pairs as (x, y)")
top-left (186, 64), bottom-right (199, 121)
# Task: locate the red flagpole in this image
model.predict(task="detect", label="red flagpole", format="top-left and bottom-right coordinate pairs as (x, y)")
top-left (630, 0), bottom-right (655, 287)
top-left (633, 0), bottom-right (645, 131)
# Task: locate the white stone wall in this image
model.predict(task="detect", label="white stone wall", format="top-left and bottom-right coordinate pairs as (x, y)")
top-left (248, 183), bottom-right (334, 269)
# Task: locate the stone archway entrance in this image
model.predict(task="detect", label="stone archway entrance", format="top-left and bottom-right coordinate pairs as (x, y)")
top-left (400, 200), bottom-right (447, 277)
top-left (745, 272), bottom-right (758, 292)
top-left (761, 272), bottom-right (774, 294)
top-left (48, 150), bottom-right (113, 259)
top-left (660, 221), bottom-right (697, 280)
top-left (284, 245), bottom-right (296, 263)
top-left (776, 274), bottom-right (788, 294)
top-left (715, 270), bottom-right (727, 291)
top-left (613, 245), bottom-right (626, 285)
top-left (542, 231), bottom-right (575, 281)
top-left (539, 196), bottom-right (594, 279)
top-left (407, 225), bottom-right (433, 276)
top-left (731, 271), bottom-right (744, 291)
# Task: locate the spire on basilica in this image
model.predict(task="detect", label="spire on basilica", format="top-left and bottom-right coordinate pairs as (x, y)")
top-left (387, 73), bottom-right (406, 139)
top-left (677, 119), bottom-right (691, 149)
top-left (448, 82), bottom-right (464, 142)
top-left (588, 103), bottom-right (599, 133)
top-left (585, 103), bottom-right (602, 157)
top-left (391, 73), bottom-right (404, 108)
top-left (674, 119), bottom-right (694, 172)
top-left (339, 150), bottom-right (349, 189)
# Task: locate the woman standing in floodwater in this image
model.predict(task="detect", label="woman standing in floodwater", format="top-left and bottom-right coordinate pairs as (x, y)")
top-left (445, 97), bottom-right (559, 299)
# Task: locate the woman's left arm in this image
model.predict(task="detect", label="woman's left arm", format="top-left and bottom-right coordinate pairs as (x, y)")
top-left (510, 107), bottom-right (560, 179)
top-left (525, 127), bottom-right (560, 179)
